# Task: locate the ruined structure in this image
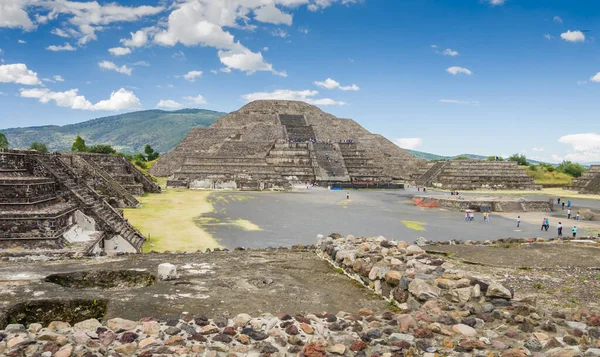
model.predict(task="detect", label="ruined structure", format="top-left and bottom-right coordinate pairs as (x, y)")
top-left (415, 160), bottom-right (540, 191)
top-left (0, 150), bottom-right (147, 253)
top-left (413, 195), bottom-right (552, 212)
top-left (151, 100), bottom-right (423, 189)
top-left (565, 165), bottom-right (600, 194)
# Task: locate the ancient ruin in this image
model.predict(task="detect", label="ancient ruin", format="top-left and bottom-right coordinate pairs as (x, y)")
top-left (0, 149), bottom-right (151, 253)
top-left (566, 165), bottom-right (600, 194)
top-left (151, 100), bottom-right (424, 189)
top-left (415, 161), bottom-right (540, 191)
top-left (413, 195), bottom-right (553, 212)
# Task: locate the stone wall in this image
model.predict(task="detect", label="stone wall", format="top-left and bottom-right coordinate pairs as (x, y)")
top-left (566, 165), bottom-right (600, 194)
top-left (413, 196), bottom-right (553, 212)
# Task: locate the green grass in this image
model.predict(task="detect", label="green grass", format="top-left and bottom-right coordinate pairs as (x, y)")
top-left (524, 165), bottom-right (573, 186)
top-left (401, 220), bottom-right (426, 231)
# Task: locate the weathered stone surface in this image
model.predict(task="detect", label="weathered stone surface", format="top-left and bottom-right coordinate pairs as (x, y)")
top-left (157, 263), bottom-right (178, 281)
top-left (486, 282), bottom-right (512, 299)
top-left (409, 278), bottom-right (441, 301)
top-left (107, 318), bottom-right (137, 332)
top-left (452, 324), bottom-right (478, 337)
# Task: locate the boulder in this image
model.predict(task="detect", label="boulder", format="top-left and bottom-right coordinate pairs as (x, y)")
top-left (486, 282), bottom-right (512, 299)
top-left (408, 278), bottom-right (440, 301)
top-left (157, 263), bottom-right (178, 281)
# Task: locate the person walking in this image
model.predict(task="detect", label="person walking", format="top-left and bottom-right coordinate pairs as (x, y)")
top-left (558, 198), bottom-right (561, 205)
top-left (576, 212), bottom-right (580, 221)
top-left (572, 226), bottom-right (577, 238)
top-left (567, 200), bottom-right (571, 209)
top-left (346, 192), bottom-right (350, 200)
top-left (465, 212), bottom-right (470, 222)
top-left (567, 208), bottom-right (572, 219)
top-left (557, 222), bottom-right (563, 237)
top-left (517, 216), bottom-right (521, 228)
top-left (562, 202), bottom-right (565, 210)
top-left (545, 218), bottom-right (549, 231)
top-left (470, 212), bottom-right (474, 221)
top-left (483, 211), bottom-right (488, 222)
top-left (541, 218), bottom-right (547, 231)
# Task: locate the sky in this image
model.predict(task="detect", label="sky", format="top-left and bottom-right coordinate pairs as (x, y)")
top-left (0, 0), bottom-right (599, 163)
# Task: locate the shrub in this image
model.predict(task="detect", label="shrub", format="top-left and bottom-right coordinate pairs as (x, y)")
top-left (556, 161), bottom-right (587, 178)
top-left (508, 153), bottom-right (528, 166)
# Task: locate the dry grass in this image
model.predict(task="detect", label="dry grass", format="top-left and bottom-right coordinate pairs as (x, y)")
top-left (524, 166), bottom-right (573, 186)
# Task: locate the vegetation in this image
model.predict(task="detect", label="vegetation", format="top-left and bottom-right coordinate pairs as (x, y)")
top-left (525, 164), bottom-right (573, 186)
top-left (71, 136), bottom-right (87, 152)
top-left (29, 142), bottom-right (48, 153)
top-left (508, 153), bottom-right (528, 166)
top-left (556, 161), bottom-right (587, 178)
top-left (452, 155), bottom-right (470, 160)
top-left (3, 108), bottom-right (224, 154)
top-left (0, 133), bottom-right (8, 149)
top-left (486, 156), bottom-right (504, 161)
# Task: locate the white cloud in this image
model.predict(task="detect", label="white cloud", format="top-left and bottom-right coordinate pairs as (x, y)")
top-left (561, 30), bottom-right (585, 43)
top-left (254, 4), bottom-right (293, 25)
top-left (442, 48), bottom-right (459, 56)
top-left (553, 16), bottom-right (563, 23)
top-left (446, 66), bottom-right (472, 75)
top-left (299, 27), bottom-right (309, 34)
top-left (242, 89), bottom-right (345, 106)
top-left (53, 75), bottom-right (64, 82)
top-left (314, 78), bottom-right (359, 91)
top-left (210, 70), bottom-right (218, 74)
top-left (183, 94), bottom-right (207, 105)
top-left (98, 61), bottom-right (132, 76)
top-left (488, 0), bottom-right (505, 5)
top-left (18, 39), bottom-right (26, 44)
top-left (20, 87), bottom-right (141, 111)
top-left (271, 28), bottom-right (288, 38)
top-left (590, 72), bottom-right (600, 83)
top-left (0, 0), bottom-right (36, 30)
top-left (133, 61), bottom-right (150, 66)
top-left (431, 44), bottom-right (438, 48)
top-left (263, 46), bottom-right (269, 51)
top-left (183, 70), bottom-right (203, 81)
top-left (51, 28), bottom-right (71, 38)
top-left (120, 29), bottom-right (151, 47)
top-left (394, 138), bottom-right (422, 150)
top-left (108, 47), bottom-right (132, 56)
top-left (219, 49), bottom-right (286, 76)
top-left (0, 63), bottom-right (41, 85)
top-left (558, 133), bottom-right (600, 163)
top-left (544, 34), bottom-right (552, 40)
top-left (439, 99), bottom-right (479, 105)
top-left (157, 99), bottom-right (183, 109)
top-left (46, 43), bottom-right (76, 52)
top-left (532, 147), bottom-right (544, 152)
top-left (220, 68), bottom-right (231, 73)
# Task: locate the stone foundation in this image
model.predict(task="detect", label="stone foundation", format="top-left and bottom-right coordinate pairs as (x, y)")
top-left (413, 195), bottom-right (553, 212)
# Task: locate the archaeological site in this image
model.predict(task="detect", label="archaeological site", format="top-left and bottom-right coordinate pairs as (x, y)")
top-left (566, 166), bottom-right (600, 195)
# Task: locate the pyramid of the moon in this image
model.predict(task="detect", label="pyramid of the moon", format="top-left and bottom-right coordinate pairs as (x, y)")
top-left (566, 165), bottom-right (600, 194)
top-left (151, 100), bottom-right (424, 190)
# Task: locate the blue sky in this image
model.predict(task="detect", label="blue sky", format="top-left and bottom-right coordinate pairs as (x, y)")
top-left (1, 0), bottom-right (599, 163)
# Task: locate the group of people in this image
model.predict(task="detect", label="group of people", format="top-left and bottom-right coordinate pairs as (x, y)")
top-left (528, 217), bottom-right (578, 237)
top-left (557, 198), bottom-right (581, 220)
top-left (416, 186), bottom-right (428, 192)
top-left (278, 138), bottom-right (356, 144)
top-left (464, 211), bottom-right (490, 222)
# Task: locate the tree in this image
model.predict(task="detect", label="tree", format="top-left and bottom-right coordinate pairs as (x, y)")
top-left (144, 144), bottom-right (160, 161)
top-left (486, 156), bottom-right (504, 162)
top-left (556, 161), bottom-right (587, 178)
top-left (508, 153), bottom-right (528, 166)
top-left (0, 133), bottom-right (8, 149)
top-left (87, 144), bottom-right (116, 154)
top-left (453, 156), bottom-right (470, 160)
top-left (29, 142), bottom-right (48, 153)
top-left (71, 135), bottom-right (87, 152)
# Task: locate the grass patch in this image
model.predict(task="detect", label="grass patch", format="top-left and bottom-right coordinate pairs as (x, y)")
top-left (524, 165), bottom-right (573, 186)
top-left (124, 188), bottom-right (220, 252)
top-left (231, 219), bottom-right (262, 231)
top-left (401, 220), bottom-right (426, 231)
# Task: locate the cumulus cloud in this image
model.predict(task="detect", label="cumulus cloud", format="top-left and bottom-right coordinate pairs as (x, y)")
top-left (218, 49), bottom-right (286, 76)
top-left (53, 75), bottom-right (64, 82)
top-left (553, 16), bottom-right (563, 23)
top-left (18, 39), bottom-right (26, 44)
top-left (183, 94), bottom-right (207, 105)
top-left (242, 89), bottom-right (345, 106)
top-left (133, 61), bottom-right (150, 67)
top-left (0, 0), bottom-right (36, 30)
top-left (254, 4), bottom-right (293, 25)
top-left (561, 30), bottom-right (585, 43)
top-left (220, 68), bottom-right (231, 73)
top-left (488, 0), bottom-right (505, 5)
top-left (20, 87), bottom-right (141, 111)
top-left (590, 72), bottom-right (600, 83)
top-left (157, 99), bottom-right (183, 109)
top-left (446, 66), bottom-right (472, 75)
top-left (98, 61), bottom-right (132, 76)
top-left (314, 78), bottom-right (359, 91)
top-left (120, 29), bottom-right (151, 47)
top-left (0, 63), bottom-right (41, 85)
top-left (271, 28), bottom-right (288, 38)
top-left (442, 48), bottom-right (459, 56)
top-left (394, 138), bottom-right (422, 150)
top-left (558, 133), bottom-right (600, 163)
top-left (183, 70), bottom-right (203, 82)
top-left (439, 99), bottom-right (479, 105)
top-left (109, 47), bottom-right (132, 56)
top-left (46, 43), bottom-right (76, 51)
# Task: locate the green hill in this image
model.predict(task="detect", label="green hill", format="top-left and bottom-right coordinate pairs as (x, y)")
top-left (1, 109), bottom-right (225, 154)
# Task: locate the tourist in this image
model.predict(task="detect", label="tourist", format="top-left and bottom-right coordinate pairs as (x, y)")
top-left (469, 212), bottom-right (474, 221)
top-left (562, 202), bottom-right (565, 210)
top-left (567, 208), bottom-right (572, 219)
top-left (423, 187), bottom-right (427, 193)
top-left (572, 226), bottom-right (577, 238)
top-left (465, 212), bottom-right (469, 222)
top-left (545, 218), bottom-right (549, 231)
top-left (540, 218), bottom-right (546, 231)
top-left (557, 222), bottom-right (563, 237)
top-left (567, 200), bottom-right (571, 209)
top-left (558, 198), bottom-right (561, 205)
top-left (483, 211), bottom-right (488, 222)
top-left (576, 211), bottom-right (580, 221)
top-left (517, 216), bottom-right (521, 228)
top-left (346, 192), bottom-right (350, 200)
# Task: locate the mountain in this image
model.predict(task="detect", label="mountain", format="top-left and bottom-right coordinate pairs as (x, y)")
top-left (407, 150), bottom-right (549, 165)
top-left (1, 109), bottom-right (226, 154)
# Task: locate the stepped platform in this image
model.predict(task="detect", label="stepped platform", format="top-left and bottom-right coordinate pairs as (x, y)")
top-left (565, 165), bottom-right (600, 194)
top-left (415, 160), bottom-right (541, 191)
top-left (152, 100), bottom-right (424, 189)
top-left (0, 150), bottom-right (149, 253)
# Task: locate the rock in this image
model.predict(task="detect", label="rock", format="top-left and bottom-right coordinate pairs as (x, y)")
top-left (304, 343), bottom-right (327, 357)
top-left (115, 342), bottom-right (137, 356)
top-left (48, 321), bottom-right (71, 331)
top-left (358, 308), bottom-right (373, 316)
top-left (165, 326), bottom-right (181, 335)
top-left (233, 313), bottom-right (252, 327)
top-left (248, 331), bottom-right (268, 340)
top-left (351, 340), bottom-right (367, 351)
top-left (448, 287), bottom-right (472, 304)
top-left (585, 349), bottom-right (600, 357)
top-left (415, 237), bottom-right (427, 246)
top-left (5, 324), bottom-right (25, 332)
top-left (99, 331), bottom-right (117, 346)
top-left (329, 344), bottom-right (346, 355)
top-left (486, 283), bottom-right (512, 299)
top-left (157, 263), bottom-right (178, 280)
top-left (54, 344), bottom-right (74, 357)
top-left (138, 337), bottom-right (159, 350)
top-left (452, 324), bottom-right (477, 337)
top-left (107, 318), bottom-right (137, 332)
top-left (408, 278), bottom-right (440, 301)
top-left (142, 321), bottom-right (161, 335)
top-left (501, 349), bottom-right (528, 357)
top-left (566, 321), bottom-right (588, 330)
top-left (28, 323), bottom-right (42, 333)
top-left (201, 325), bottom-right (219, 335)
top-left (389, 333), bottom-right (415, 342)
top-left (525, 339), bottom-right (542, 352)
top-left (406, 245), bottom-right (426, 255)
top-left (72, 331), bottom-right (90, 344)
top-left (299, 323), bottom-right (314, 334)
top-left (385, 270), bottom-right (403, 286)
top-left (73, 319), bottom-right (102, 332)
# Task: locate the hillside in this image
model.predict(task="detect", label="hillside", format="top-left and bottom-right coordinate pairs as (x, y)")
top-left (407, 150), bottom-right (548, 165)
top-left (1, 109), bottom-right (225, 154)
